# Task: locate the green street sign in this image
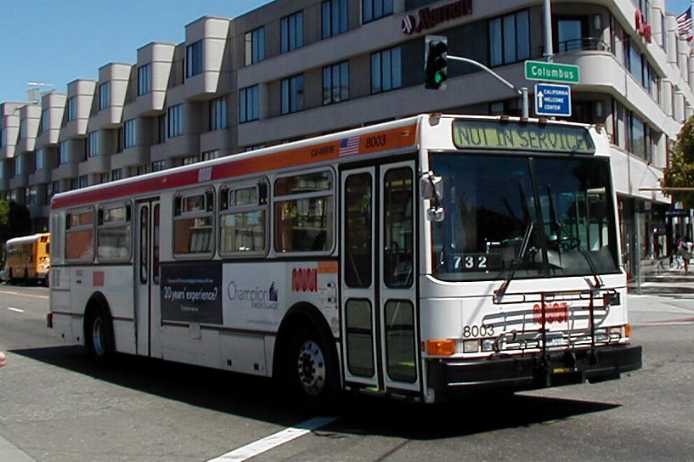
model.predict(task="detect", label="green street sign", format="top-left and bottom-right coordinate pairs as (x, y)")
top-left (524, 60), bottom-right (580, 84)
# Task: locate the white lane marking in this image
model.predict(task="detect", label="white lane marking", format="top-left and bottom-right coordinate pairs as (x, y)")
top-left (7, 307), bottom-right (25, 313)
top-left (207, 416), bottom-right (337, 462)
top-left (0, 290), bottom-right (49, 300)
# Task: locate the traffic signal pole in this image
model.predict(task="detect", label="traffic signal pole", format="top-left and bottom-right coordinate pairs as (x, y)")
top-left (447, 55), bottom-right (530, 118)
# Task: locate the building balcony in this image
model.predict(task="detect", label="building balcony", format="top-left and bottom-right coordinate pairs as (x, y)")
top-left (200, 129), bottom-right (232, 155)
top-left (150, 135), bottom-right (200, 162)
top-left (36, 129), bottom-right (61, 148)
top-left (111, 146), bottom-right (150, 170)
top-left (29, 169), bottom-right (52, 186)
top-left (79, 155), bottom-right (111, 176)
top-left (38, 92), bottom-right (66, 148)
top-left (16, 138), bottom-right (36, 154)
top-left (10, 174), bottom-right (28, 189)
top-left (52, 163), bottom-right (79, 182)
top-left (184, 17), bottom-right (230, 101)
top-left (123, 42), bottom-right (175, 118)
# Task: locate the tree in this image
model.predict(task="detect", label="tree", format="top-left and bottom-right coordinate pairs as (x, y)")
top-left (663, 117), bottom-right (694, 207)
top-left (0, 200), bottom-right (32, 262)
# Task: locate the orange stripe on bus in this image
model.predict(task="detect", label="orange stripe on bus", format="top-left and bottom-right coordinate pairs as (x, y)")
top-left (51, 124), bottom-right (418, 210)
top-left (318, 261), bottom-right (338, 273)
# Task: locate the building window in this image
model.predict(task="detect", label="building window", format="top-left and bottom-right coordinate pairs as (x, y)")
top-left (167, 104), bottom-right (183, 138)
top-left (281, 11), bottom-right (304, 54)
top-left (0, 127), bottom-right (3, 147)
top-left (239, 85), bottom-right (259, 123)
top-left (627, 111), bottom-right (647, 160)
top-left (99, 172), bottom-right (110, 184)
top-left (111, 169), bottom-right (122, 181)
top-left (362, 0), bottom-right (393, 24)
top-left (35, 149), bottom-right (46, 170)
top-left (322, 0), bottom-right (348, 39)
top-left (48, 181), bottom-right (60, 196)
top-left (209, 97), bottom-right (228, 131)
top-left (15, 155), bottom-right (23, 176)
top-left (27, 186), bottom-right (38, 206)
top-left (371, 47), bottom-right (401, 94)
top-left (323, 61), bottom-right (349, 105)
top-left (123, 119), bottom-right (136, 149)
top-left (151, 160), bottom-right (166, 172)
top-left (128, 165), bottom-right (145, 177)
top-left (186, 40), bottom-right (203, 79)
top-left (281, 74), bottom-right (304, 114)
top-left (181, 154), bottom-right (200, 165)
top-left (245, 27), bottom-right (266, 65)
top-left (78, 175), bottom-right (88, 189)
top-left (87, 131), bottom-right (99, 158)
top-left (98, 82), bottom-right (110, 111)
top-left (39, 109), bottom-right (49, 134)
top-left (137, 64), bottom-right (151, 96)
top-left (202, 150), bottom-right (221, 161)
top-left (489, 10), bottom-right (530, 66)
top-left (66, 96), bottom-right (77, 122)
top-left (156, 114), bottom-right (166, 144)
top-left (59, 141), bottom-right (70, 164)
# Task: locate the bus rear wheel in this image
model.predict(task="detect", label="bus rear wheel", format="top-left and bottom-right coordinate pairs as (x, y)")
top-left (86, 308), bottom-right (115, 361)
top-left (288, 326), bottom-right (338, 406)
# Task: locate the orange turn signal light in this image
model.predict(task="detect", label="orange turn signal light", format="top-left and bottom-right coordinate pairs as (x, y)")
top-left (426, 339), bottom-right (456, 356)
top-left (625, 324), bottom-right (633, 338)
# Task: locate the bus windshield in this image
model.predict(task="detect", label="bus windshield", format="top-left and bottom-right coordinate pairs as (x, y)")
top-left (431, 153), bottom-right (619, 282)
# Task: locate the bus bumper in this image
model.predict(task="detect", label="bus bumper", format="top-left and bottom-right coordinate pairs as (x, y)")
top-left (426, 344), bottom-right (642, 400)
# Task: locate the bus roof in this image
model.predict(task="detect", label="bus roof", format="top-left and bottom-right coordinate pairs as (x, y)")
top-left (5, 233), bottom-right (50, 246)
top-left (51, 115), bottom-right (422, 210)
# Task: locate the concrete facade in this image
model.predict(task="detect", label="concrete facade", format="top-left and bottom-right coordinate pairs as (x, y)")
top-left (0, 0), bottom-right (692, 271)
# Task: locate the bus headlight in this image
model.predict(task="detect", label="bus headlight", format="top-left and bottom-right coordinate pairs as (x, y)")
top-left (462, 340), bottom-right (480, 353)
top-left (481, 339), bottom-right (496, 352)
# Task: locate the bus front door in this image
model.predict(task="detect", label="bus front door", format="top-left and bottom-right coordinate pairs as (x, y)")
top-left (341, 161), bottom-right (420, 394)
top-left (135, 200), bottom-right (161, 357)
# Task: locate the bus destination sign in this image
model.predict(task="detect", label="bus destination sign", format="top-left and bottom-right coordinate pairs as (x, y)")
top-left (452, 120), bottom-right (595, 154)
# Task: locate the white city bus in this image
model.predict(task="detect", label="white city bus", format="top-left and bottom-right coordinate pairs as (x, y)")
top-left (48, 114), bottom-right (641, 403)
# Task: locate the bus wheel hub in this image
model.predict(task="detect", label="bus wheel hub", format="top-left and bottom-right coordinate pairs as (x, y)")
top-left (297, 340), bottom-right (325, 395)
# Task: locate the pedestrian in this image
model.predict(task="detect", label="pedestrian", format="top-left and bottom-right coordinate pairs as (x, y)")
top-left (0, 351), bottom-right (6, 368)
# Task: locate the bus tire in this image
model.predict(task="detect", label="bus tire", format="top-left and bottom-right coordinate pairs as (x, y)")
top-left (287, 324), bottom-right (339, 408)
top-left (85, 304), bottom-right (115, 361)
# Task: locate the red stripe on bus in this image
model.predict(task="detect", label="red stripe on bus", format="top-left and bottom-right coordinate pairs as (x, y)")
top-left (51, 124), bottom-right (418, 210)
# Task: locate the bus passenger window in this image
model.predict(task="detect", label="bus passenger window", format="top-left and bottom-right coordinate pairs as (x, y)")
top-left (97, 203), bottom-right (132, 262)
top-left (173, 190), bottom-right (214, 256)
top-left (274, 171), bottom-right (334, 253)
top-left (65, 208), bottom-right (95, 262)
top-left (383, 168), bottom-right (413, 288)
top-left (220, 181), bottom-right (268, 256)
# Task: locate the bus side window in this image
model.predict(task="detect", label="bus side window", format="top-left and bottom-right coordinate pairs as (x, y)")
top-left (173, 188), bottom-right (215, 257)
top-left (220, 179), bottom-right (269, 257)
top-left (65, 208), bottom-right (95, 262)
top-left (273, 170), bottom-right (334, 254)
top-left (97, 202), bottom-right (132, 262)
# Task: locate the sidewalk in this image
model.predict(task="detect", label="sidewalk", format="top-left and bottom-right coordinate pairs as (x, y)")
top-left (628, 267), bottom-right (694, 326)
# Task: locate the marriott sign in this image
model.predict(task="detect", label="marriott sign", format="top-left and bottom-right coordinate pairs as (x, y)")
top-left (401, 0), bottom-right (473, 35)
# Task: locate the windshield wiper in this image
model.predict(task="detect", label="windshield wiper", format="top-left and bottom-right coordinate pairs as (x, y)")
top-left (494, 221), bottom-right (535, 303)
top-left (579, 249), bottom-right (603, 289)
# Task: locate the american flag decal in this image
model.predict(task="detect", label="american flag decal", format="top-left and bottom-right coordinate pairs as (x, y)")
top-left (339, 135), bottom-right (360, 157)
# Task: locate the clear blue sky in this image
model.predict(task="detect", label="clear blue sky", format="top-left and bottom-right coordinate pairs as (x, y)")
top-left (0, 1), bottom-right (271, 103)
top-left (0, 0), bottom-right (691, 103)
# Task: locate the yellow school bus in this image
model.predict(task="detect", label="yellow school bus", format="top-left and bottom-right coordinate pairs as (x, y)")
top-left (4, 233), bottom-right (50, 285)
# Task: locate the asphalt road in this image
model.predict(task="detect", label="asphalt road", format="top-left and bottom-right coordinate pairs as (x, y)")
top-left (0, 283), bottom-right (693, 462)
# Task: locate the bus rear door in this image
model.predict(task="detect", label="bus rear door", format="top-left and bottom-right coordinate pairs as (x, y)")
top-left (135, 200), bottom-right (161, 357)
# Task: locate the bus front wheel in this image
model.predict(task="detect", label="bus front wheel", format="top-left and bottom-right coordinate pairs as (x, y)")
top-left (86, 308), bottom-right (115, 360)
top-left (288, 325), bottom-right (338, 406)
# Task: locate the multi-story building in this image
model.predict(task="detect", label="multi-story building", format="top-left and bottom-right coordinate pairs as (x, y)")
top-left (0, 0), bottom-right (692, 279)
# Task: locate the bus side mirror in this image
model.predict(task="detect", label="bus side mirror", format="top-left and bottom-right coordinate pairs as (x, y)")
top-left (421, 172), bottom-right (445, 222)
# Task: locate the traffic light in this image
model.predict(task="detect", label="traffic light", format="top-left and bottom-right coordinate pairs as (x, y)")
top-left (425, 35), bottom-right (448, 90)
